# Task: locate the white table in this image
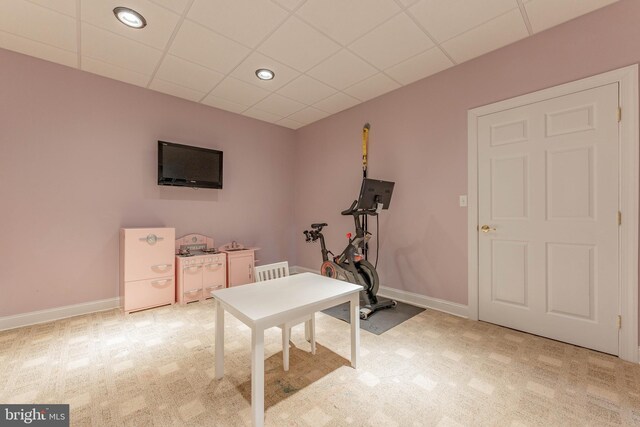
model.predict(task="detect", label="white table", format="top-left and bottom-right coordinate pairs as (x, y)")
top-left (211, 272), bottom-right (362, 427)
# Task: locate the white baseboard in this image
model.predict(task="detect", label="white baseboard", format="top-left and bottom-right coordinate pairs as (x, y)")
top-left (0, 297), bottom-right (121, 331)
top-left (291, 265), bottom-right (319, 275)
top-left (291, 265), bottom-right (469, 318)
top-left (377, 286), bottom-right (469, 318)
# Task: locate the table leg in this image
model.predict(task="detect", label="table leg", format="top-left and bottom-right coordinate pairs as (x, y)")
top-left (310, 314), bottom-right (316, 355)
top-left (282, 325), bottom-right (290, 372)
top-left (349, 294), bottom-right (360, 369)
top-left (215, 299), bottom-right (224, 379)
top-left (251, 327), bottom-right (265, 427)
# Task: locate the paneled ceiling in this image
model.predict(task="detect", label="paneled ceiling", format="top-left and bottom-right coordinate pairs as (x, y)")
top-left (1, 0), bottom-right (618, 129)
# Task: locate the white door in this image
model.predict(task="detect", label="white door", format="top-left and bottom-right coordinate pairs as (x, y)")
top-left (477, 83), bottom-right (620, 354)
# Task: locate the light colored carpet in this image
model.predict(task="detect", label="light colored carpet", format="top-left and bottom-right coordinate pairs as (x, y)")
top-left (0, 299), bottom-right (639, 426)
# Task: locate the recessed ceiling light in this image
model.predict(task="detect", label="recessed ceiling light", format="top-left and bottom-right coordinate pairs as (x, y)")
top-left (113, 7), bottom-right (147, 29)
top-left (255, 69), bottom-right (275, 81)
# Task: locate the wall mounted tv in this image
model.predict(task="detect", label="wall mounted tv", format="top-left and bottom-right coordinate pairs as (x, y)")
top-left (158, 141), bottom-right (223, 189)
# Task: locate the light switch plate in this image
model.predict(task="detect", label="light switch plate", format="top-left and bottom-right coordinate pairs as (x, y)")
top-left (459, 195), bottom-right (467, 207)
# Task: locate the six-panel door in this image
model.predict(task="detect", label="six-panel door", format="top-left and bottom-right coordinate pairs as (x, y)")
top-left (477, 83), bottom-right (620, 355)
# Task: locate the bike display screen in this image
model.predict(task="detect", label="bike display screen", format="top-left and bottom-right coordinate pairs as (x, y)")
top-left (356, 179), bottom-right (395, 210)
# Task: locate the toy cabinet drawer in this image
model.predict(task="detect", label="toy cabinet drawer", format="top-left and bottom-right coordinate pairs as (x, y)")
top-left (124, 276), bottom-right (174, 312)
top-left (203, 260), bottom-right (225, 280)
top-left (182, 265), bottom-right (203, 292)
top-left (122, 228), bottom-right (175, 282)
top-left (203, 283), bottom-right (225, 298)
top-left (181, 288), bottom-right (202, 303)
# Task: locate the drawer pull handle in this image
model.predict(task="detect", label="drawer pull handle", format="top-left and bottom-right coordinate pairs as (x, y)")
top-left (139, 234), bottom-right (165, 245)
top-left (205, 263), bottom-right (224, 268)
top-left (151, 279), bottom-right (172, 286)
top-left (152, 264), bottom-right (172, 269)
top-left (205, 285), bottom-right (222, 290)
top-left (187, 265), bottom-right (202, 270)
top-left (186, 289), bottom-right (200, 294)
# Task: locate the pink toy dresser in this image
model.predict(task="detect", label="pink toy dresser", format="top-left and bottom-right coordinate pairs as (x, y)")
top-left (119, 227), bottom-right (176, 313)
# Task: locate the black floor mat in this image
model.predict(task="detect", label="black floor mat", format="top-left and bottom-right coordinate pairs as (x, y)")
top-left (322, 299), bottom-right (425, 335)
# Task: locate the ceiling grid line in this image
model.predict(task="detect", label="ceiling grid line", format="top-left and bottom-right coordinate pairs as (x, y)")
top-left (21, 0), bottom-right (75, 17)
top-left (0, 28), bottom-right (77, 55)
top-left (145, 0), bottom-right (196, 89)
top-left (423, 7), bottom-right (523, 45)
top-left (516, 0), bottom-right (535, 35)
top-left (397, 1), bottom-right (458, 66)
top-left (76, 0), bottom-right (81, 69)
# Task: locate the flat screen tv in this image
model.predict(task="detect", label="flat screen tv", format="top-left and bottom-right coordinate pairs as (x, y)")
top-left (158, 141), bottom-right (223, 189)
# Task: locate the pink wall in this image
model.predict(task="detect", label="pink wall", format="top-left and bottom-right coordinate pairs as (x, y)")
top-left (1, 0), bottom-right (638, 324)
top-left (0, 49), bottom-right (297, 317)
top-left (294, 0), bottom-right (640, 306)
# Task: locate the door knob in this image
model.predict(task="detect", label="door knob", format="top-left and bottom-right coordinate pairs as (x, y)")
top-left (480, 225), bottom-right (496, 233)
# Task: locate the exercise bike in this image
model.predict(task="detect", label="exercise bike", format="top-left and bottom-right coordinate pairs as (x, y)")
top-left (303, 179), bottom-right (397, 320)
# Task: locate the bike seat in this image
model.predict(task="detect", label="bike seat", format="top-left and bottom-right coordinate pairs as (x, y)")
top-left (311, 223), bottom-right (327, 229)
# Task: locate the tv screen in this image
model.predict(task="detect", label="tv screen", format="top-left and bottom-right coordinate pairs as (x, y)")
top-left (158, 141), bottom-right (223, 189)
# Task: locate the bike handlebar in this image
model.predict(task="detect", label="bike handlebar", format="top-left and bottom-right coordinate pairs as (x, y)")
top-left (341, 199), bottom-right (379, 216)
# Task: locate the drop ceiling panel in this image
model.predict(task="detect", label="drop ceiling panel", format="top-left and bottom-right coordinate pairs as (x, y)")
top-left (307, 49), bottom-right (377, 90)
top-left (276, 117), bottom-right (305, 129)
top-left (169, 20), bottom-right (250, 74)
top-left (344, 73), bottom-right (401, 102)
top-left (313, 92), bottom-right (360, 114)
top-left (81, 56), bottom-right (149, 87)
top-left (81, 0), bottom-right (180, 50)
top-left (525, 0), bottom-right (618, 34)
top-left (230, 52), bottom-right (300, 91)
top-left (188, 0), bottom-right (288, 48)
top-left (409, 0), bottom-right (518, 43)
top-left (155, 55), bottom-right (224, 93)
top-left (277, 75), bottom-right (337, 105)
top-left (149, 78), bottom-right (205, 102)
top-left (398, 0), bottom-right (421, 6)
top-left (82, 24), bottom-right (163, 75)
top-left (296, 0), bottom-right (401, 45)
top-left (0, 30), bottom-right (77, 67)
top-left (28, 0), bottom-right (76, 17)
top-left (257, 16), bottom-right (340, 72)
top-left (148, 0), bottom-right (190, 14)
top-left (253, 93), bottom-right (306, 117)
top-left (287, 106), bottom-right (330, 125)
top-left (243, 107), bottom-right (283, 123)
top-left (209, 77), bottom-right (270, 107)
top-left (441, 8), bottom-right (529, 63)
top-left (349, 13), bottom-right (435, 70)
top-left (271, 0), bottom-right (305, 12)
top-left (385, 46), bottom-right (453, 85)
top-left (0, 0), bottom-right (77, 51)
top-left (201, 95), bottom-right (248, 114)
